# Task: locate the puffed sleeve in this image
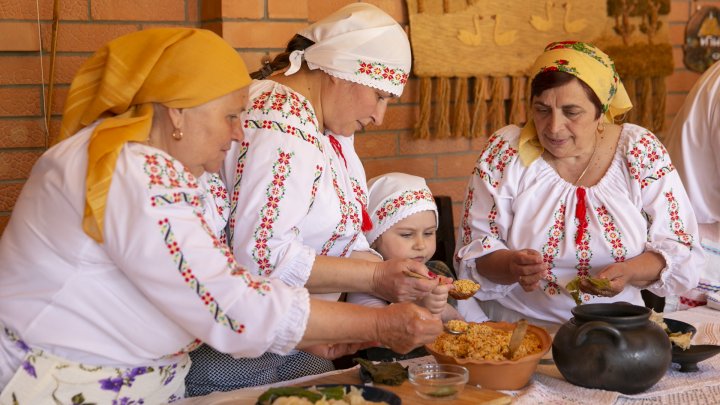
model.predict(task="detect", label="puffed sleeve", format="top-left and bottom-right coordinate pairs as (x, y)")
top-left (103, 150), bottom-right (310, 358)
top-left (455, 127), bottom-right (522, 299)
top-left (624, 127), bottom-right (704, 296)
top-left (224, 86), bottom-right (325, 287)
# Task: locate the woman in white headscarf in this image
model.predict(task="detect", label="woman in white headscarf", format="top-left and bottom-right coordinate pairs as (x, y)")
top-left (185, 3), bottom-right (440, 395)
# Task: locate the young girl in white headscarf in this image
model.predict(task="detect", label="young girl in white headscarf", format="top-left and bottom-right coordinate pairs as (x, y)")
top-left (347, 173), bottom-right (463, 324)
top-left (186, 4), bottom-right (441, 395)
top-left (347, 173), bottom-right (467, 362)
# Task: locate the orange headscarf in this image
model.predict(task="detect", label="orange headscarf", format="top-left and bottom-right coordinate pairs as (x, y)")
top-left (57, 28), bottom-right (251, 243)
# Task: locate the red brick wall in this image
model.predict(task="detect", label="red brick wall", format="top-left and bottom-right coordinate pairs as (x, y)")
top-left (0, 0), bottom-right (715, 237)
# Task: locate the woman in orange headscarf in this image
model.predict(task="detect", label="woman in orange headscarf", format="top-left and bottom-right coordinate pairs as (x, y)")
top-left (455, 41), bottom-right (703, 329)
top-left (0, 28), bottom-right (441, 403)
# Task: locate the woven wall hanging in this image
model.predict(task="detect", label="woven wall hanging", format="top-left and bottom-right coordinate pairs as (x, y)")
top-left (406, 0), bottom-right (672, 139)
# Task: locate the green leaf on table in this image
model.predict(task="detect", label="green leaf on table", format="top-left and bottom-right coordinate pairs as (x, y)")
top-left (354, 358), bottom-right (408, 386)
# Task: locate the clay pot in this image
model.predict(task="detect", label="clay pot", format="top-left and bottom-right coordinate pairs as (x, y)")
top-left (552, 303), bottom-right (671, 394)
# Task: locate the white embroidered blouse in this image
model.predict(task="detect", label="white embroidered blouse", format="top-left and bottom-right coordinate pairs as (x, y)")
top-left (222, 80), bottom-right (371, 298)
top-left (0, 122), bottom-right (309, 384)
top-left (456, 124), bottom-right (704, 324)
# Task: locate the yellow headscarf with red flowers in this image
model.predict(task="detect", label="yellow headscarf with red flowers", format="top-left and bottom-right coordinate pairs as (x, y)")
top-left (518, 41), bottom-right (633, 166)
top-left (57, 28), bottom-right (251, 243)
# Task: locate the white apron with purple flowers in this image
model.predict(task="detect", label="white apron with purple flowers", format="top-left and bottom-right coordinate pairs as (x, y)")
top-left (0, 326), bottom-right (188, 405)
top-left (0, 122), bottom-right (311, 402)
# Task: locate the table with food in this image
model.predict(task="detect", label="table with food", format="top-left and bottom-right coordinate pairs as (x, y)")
top-left (177, 304), bottom-right (720, 405)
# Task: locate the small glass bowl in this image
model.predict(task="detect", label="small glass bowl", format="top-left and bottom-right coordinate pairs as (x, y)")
top-left (408, 363), bottom-right (469, 400)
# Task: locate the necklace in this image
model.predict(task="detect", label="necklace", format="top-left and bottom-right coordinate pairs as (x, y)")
top-left (573, 133), bottom-right (598, 186)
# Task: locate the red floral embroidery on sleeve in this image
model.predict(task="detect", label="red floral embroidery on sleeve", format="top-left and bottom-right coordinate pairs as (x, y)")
top-left (157, 214), bottom-right (271, 334)
top-left (143, 153), bottom-right (198, 190)
top-left (473, 132), bottom-right (518, 190)
top-left (664, 190), bottom-right (694, 249)
top-left (626, 131), bottom-right (675, 189)
top-left (247, 88), bottom-right (318, 132)
top-left (460, 187), bottom-right (475, 247)
top-left (252, 150), bottom-right (294, 275)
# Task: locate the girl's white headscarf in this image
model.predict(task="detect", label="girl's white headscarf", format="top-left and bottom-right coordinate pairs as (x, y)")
top-left (365, 172), bottom-right (437, 245)
top-left (284, 3), bottom-right (411, 97)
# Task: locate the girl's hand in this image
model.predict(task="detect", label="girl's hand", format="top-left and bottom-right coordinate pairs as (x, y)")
top-left (416, 281), bottom-right (453, 318)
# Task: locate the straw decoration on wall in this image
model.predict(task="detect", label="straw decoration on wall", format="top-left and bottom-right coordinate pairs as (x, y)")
top-left (406, 0), bottom-right (672, 139)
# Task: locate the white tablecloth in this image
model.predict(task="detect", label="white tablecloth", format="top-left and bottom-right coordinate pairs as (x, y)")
top-left (510, 305), bottom-right (720, 405)
top-left (177, 306), bottom-right (720, 405)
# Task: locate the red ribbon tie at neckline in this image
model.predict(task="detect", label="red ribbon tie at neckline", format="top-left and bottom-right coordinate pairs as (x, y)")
top-left (575, 187), bottom-right (587, 245)
top-left (328, 135), bottom-right (348, 168)
top-left (361, 205), bottom-right (373, 232)
top-left (328, 134), bottom-right (372, 232)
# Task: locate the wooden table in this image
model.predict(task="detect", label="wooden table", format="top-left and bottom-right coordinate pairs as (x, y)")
top-left (178, 307), bottom-right (719, 405)
top-left (297, 366), bottom-right (512, 405)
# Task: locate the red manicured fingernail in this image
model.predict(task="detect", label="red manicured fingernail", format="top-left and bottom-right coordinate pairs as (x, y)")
top-left (428, 271), bottom-right (437, 278)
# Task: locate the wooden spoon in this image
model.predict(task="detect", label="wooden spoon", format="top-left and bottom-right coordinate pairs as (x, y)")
top-left (506, 319), bottom-right (528, 360)
top-left (448, 279), bottom-right (481, 300)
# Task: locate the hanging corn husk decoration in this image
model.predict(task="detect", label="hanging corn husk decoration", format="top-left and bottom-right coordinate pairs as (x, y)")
top-left (415, 77), bottom-right (433, 139)
top-left (488, 77), bottom-right (506, 132)
top-left (435, 77), bottom-right (451, 138)
top-left (605, 43), bottom-right (673, 132)
top-left (469, 76), bottom-right (488, 138)
top-left (453, 77), bottom-right (470, 137)
top-left (406, 0), bottom-right (672, 138)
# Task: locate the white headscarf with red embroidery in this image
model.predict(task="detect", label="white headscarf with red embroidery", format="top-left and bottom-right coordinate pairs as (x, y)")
top-left (365, 172), bottom-right (437, 246)
top-left (284, 3), bottom-right (411, 97)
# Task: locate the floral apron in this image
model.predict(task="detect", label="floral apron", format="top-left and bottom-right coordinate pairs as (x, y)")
top-left (0, 326), bottom-right (189, 405)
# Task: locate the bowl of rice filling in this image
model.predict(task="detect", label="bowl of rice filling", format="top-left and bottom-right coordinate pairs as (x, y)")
top-left (425, 321), bottom-right (551, 390)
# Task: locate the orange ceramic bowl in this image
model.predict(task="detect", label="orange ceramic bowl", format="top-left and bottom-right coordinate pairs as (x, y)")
top-left (425, 321), bottom-right (552, 390)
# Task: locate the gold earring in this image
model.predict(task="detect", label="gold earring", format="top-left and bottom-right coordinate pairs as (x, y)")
top-left (171, 128), bottom-right (183, 140)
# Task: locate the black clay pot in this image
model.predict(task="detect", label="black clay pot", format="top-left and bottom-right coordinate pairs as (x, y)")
top-left (552, 303), bottom-right (671, 394)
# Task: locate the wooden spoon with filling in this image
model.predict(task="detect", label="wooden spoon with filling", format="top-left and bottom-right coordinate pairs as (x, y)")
top-left (506, 319), bottom-right (528, 360)
top-left (402, 270), bottom-right (480, 300)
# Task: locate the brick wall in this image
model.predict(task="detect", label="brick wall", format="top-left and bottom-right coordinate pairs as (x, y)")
top-left (0, 0), bottom-right (716, 237)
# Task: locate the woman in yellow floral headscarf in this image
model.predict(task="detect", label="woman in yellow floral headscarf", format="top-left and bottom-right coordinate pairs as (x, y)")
top-left (454, 41), bottom-right (703, 329)
top-left (0, 28), bottom-right (441, 403)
